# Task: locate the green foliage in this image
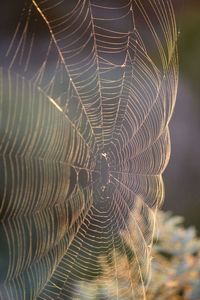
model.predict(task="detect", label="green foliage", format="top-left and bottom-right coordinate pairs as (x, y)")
top-left (147, 211), bottom-right (200, 299)
top-left (75, 211), bottom-right (200, 299)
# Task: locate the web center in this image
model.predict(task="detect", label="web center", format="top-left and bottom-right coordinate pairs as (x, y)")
top-left (100, 152), bottom-right (110, 190)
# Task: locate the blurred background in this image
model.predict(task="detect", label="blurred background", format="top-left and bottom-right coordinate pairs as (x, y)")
top-left (163, 0), bottom-right (200, 232)
top-left (0, 0), bottom-right (200, 231)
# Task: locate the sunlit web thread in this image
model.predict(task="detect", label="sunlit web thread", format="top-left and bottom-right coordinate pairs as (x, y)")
top-left (0, 0), bottom-right (178, 299)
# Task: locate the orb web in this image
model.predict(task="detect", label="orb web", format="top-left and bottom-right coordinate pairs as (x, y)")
top-left (0, 0), bottom-right (178, 299)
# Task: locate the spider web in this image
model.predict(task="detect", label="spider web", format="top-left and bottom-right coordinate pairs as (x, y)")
top-left (0, 0), bottom-right (178, 299)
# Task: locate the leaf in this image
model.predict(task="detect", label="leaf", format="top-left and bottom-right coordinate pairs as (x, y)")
top-left (0, 1), bottom-right (178, 299)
